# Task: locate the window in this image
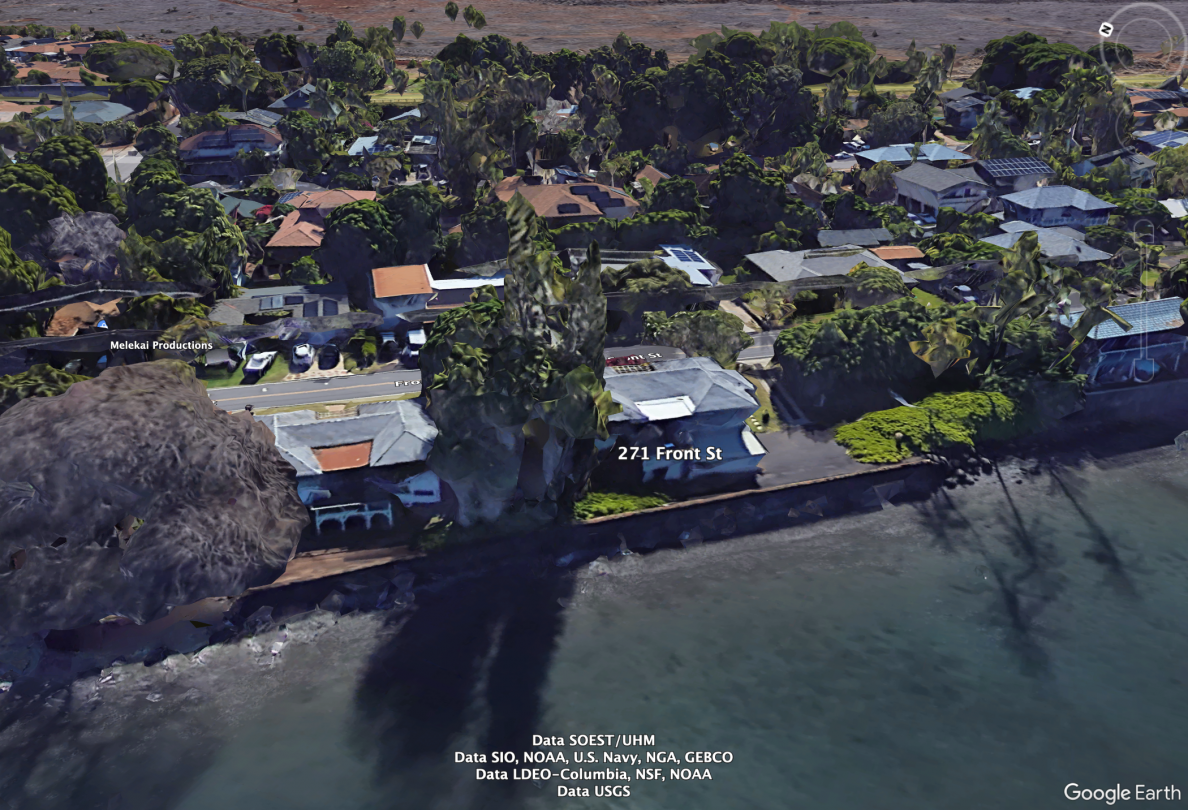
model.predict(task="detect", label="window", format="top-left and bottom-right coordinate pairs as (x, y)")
top-left (556, 203), bottom-right (581, 214)
top-left (322, 299), bottom-right (339, 316)
top-left (284, 295), bottom-right (303, 306)
top-left (303, 301), bottom-right (318, 318)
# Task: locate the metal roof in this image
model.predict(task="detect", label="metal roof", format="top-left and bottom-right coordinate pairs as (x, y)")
top-left (1001, 186), bottom-right (1115, 211)
top-left (744, 246), bottom-right (901, 283)
top-left (605, 357), bottom-right (757, 423)
top-left (1127, 88), bottom-right (1185, 101)
top-left (1060, 297), bottom-right (1185, 341)
top-left (1137, 130), bottom-right (1188, 150)
top-left (1010, 87), bottom-right (1044, 100)
top-left (855, 143), bottom-right (971, 164)
top-left (978, 157), bottom-right (1056, 178)
top-left (36, 101), bottom-right (133, 123)
top-left (816, 228), bottom-right (891, 247)
top-left (894, 161), bottom-right (987, 192)
top-left (259, 400), bottom-right (438, 476)
top-left (980, 229), bottom-right (1111, 264)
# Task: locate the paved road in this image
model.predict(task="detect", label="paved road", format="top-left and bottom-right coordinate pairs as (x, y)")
top-left (739, 331), bottom-right (779, 363)
top-left (207, 369), bottom-right (422, 412)
top-left (208, 345), bottom-right (692, 411)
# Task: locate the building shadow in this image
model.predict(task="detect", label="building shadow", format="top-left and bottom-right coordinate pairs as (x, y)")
top-left (350, 564), bottom-right (574, 800)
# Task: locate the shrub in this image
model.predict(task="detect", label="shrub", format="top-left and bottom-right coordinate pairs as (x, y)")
top-left (572, 491), bottom-right (669, 520)
top-left (834, 391), bottom-right (1020, 463)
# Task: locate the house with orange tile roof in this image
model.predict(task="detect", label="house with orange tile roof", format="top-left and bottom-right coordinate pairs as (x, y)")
top-left (265, 189), bottom-right (377, 265)
top-left (492, 178), bottom-right (640, 228)
top-left (369, 264), bottom-right (435, 319)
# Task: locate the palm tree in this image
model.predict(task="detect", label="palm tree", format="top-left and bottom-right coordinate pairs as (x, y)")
top-left (215, 54), bottom-right (259, 111)
top-left (364, 26), bottom-right (396, 62)
top-left (909, 318), bottom-right (975, 377)
top-left (391, 16), bottom-right (407, 44)
top-left (410, 21), bottom-right (426, 39)
top-left (445, 2), bottom-right (459, 21)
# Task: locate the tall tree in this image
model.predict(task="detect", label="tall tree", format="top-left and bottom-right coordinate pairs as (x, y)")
top-left (422, 194), bottom-right (615, 525)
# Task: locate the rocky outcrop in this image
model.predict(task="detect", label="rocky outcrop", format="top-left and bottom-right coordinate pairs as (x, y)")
top-left (19, 212), bottom-right (126, 285)
top-left (0, 361), bottom-right (307, 639)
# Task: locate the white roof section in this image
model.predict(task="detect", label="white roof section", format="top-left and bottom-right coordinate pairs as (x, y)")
top-left (426, 267), bottom-right (508, 290)
top-left (657, 245), bottom-right (716, 286)
top-left (635, 395), bottom-right (696, 421)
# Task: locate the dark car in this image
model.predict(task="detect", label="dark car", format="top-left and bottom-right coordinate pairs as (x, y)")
top-left (317, 344), bottom-right (341, 370)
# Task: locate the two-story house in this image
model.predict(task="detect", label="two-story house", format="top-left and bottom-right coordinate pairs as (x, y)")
top-left (265, 189), bottom-right (378, 265)
top-left (1000, 186), bottom-right (1116, 228)
top-left (257, 400), bottom-right (441, 533)
top-left (892, 161), bottom-right (992, 215)
top-left (603, 357), bottom-right (767, 483)
top-left (178, 124), bottom-right (283, 178)
top-left (1071, 147), bottom-right (1156, 186)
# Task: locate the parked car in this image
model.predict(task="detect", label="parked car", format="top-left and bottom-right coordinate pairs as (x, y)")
top-left (317, 344), bottom-right (341, 370)
top-left (291, 343), bottom-right (313, 370)
top-left (400, 328), bottom-right (426, 368)
top-left (244, 351), bottom-right (278, 375)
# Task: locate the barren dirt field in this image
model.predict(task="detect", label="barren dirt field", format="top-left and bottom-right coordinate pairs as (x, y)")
top-left (6, 0), bottom-right (1188, 60)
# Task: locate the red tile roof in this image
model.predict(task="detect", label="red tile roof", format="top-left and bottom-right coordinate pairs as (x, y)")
top-left (266, 210), bottom-right (325, 249)
top-left (312, 441), bottom-right (373, 472)
top-left (871, 245), bottom-right (926, 261)
top-left (371, 264), bottom-right (432, 298)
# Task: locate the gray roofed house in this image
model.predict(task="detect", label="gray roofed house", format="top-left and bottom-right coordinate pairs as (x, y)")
top-left (744, 246), bottom-right (901, 283)
top-left (222, 109), bottom-right (283, 129)
top-left (816, 228), bottom-right (892, 248)
top-left (893, 161), bottom-right (991, 215)
top-left (261, 400), bottom-right (438, 477)
top-left (1071, 147), bottom-right (1156, 185)
top-left (37, 101), bottom-right (134, 123)
top-left (268, 83), bottom-right (315, 113)
top-left (1058, 296), bottom-right (1185, 341)
top-left (603, 357), bottom-right (766, 482)
top-left (256, 400), bottom-right (442, 514)
top-left (209, 282), bottom-right (348, 325)
top-left (1000, 186), bottom-right (1116, 228)
top-left (854, 143), bottom-right (972, 168)
top-left (980, 228), bottom-right (1111, 266)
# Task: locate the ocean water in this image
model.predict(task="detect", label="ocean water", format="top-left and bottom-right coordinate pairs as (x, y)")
top-left (1, 451), bottom-right (1186, 810)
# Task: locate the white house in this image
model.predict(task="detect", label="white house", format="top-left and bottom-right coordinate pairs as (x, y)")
top-left (892, 161), bottom-right (992, 215)
top-left (604, 357), bottom-right (766, 483)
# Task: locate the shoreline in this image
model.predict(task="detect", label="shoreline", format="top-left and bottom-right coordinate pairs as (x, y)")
top-left (5, 407), bottom-right (1182, 690)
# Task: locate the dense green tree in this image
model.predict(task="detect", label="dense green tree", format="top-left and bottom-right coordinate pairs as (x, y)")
top-left (643, 309), bottom-right (754, 369)
top-left (454, 198), bottom-right (509, 267)
top-left (0, 226), bottom-right (49, 296)
top-left (0, 164), bottom-right (82, 247)
top-left (288, 255), bottom-right (328, 285)
top-left (861, 101), bottom-right (928, 147)
top-left (916, 232), bottom-right (1003, 264)
top-left (1152, 144), bottom-right (1188, 197)
top-left (646, 175), bottom-right (701, 214)
top-left (935, 207), bottom-right (1001, 240)
top-left (381, 183), bottom-right (445, 264)
top-left (0, 365), bottom-right (89, 415)
top-left (108, 294), bottom-right (211, 330)
top-left (175, 55), bottom-right (282, 114)
top-left (314, 41), bottom-right (386, 90)
top-left (278, 110), bottom-right (331, 177)
top-left (133, 123), bottom-right (178, 158)
top-left (254, 33), bottom-right (302, 73)
top-left (110, 78), bottom-right (164, 113)
top-left (28, 135), bottom-right (109, 212)
top-left (0, 47), bottom-right (17, 86)
top-left (27, 70), bottom-right (52, 85)
top-left (848, 262), bottom-right (909, 307)
top-left (316, 199), bottom-right (402, 301)
top-left (422, 194), bottom-right (614, 525)
top-left (83, 41), bottom-right (175, 81)
top-left (602, 256), bottom-right (692, 293)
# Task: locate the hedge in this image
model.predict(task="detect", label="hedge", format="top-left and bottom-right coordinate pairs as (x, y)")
top-left (572, 491), bottom-right (669, 520)
top-left (834, 391), bottom-right (1021, 463)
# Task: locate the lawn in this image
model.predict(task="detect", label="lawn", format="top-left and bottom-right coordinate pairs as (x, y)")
top-left (912, 288), bottom-right (947, 309)
top-left (201, 358), bottom-right (290, 389)
top-left (372, 90), bottom-right (424, 104)
top-left (744, 374), bottom-right (783, 434)
top-left (572, 491), bottom-right (670, 520)
top-left (808, 79), bottom-right (962, 97)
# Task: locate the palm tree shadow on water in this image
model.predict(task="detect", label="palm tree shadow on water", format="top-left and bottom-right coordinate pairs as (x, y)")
top-left (351, 563), bottom-right (576, 807)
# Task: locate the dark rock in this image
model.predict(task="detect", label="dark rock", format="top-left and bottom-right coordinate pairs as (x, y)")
top-left (19, 212), bottom-right (126, 284)
top-left (0, 361), bottom-right (308, 638)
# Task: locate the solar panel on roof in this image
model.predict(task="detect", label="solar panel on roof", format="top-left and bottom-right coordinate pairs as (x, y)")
top-left (1139, 130), bottom-right (1188, 148)
top-left (980, 157), bottom-right (1055, 178)
top-left (276, 191), bottom-right (302, 205)
top-left (1129, 89), bottom-right (1184, 100)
